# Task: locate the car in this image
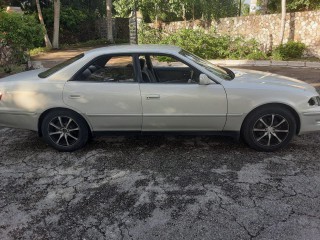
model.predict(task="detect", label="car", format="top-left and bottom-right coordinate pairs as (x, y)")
top-left (0, 44), bottom-right (320, 152)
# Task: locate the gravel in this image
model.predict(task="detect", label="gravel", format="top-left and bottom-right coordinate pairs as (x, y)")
top-left (1, 66), bottom-right (320, 240)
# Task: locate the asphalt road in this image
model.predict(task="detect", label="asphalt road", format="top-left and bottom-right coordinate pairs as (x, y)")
top-left (1, 66), bottom-right (320, 240)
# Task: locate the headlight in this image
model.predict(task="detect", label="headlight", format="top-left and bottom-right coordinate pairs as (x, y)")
top-left (308, 96), bottom-right (320, 106)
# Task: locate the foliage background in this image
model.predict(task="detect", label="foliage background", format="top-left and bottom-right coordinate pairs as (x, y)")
top-left (259, 0), bottom-right (320, 13)
top-left (0, 0), bottom-right (317, 62)
top-left (0, 11), bottom-right (44, 70)
top-left (1, 0), bottom-right (320, 46)
top-left (139, 26), bottom-right (268, 60)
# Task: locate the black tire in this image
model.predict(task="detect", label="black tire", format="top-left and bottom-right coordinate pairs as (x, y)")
top-left (41, 110), bottom-right (89, 152)
top-left (241, 106), bottom-right (296, 151)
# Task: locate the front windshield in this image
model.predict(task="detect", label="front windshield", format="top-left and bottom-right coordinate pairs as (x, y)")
top-left (179, 50), bottom-right (234, 80)
top-left (38, 53), bottom-right (84, 78)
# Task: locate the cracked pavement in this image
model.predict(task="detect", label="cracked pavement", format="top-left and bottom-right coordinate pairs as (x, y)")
top-left (1, 67), bottom-right (320, 240)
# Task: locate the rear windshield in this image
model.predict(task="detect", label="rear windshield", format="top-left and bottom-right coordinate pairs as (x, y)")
top-left (38, 53), bottom-right (84, 78)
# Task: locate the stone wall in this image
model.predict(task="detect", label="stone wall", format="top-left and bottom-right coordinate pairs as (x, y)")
top-left (95, 18), bottom-right (130, 42)
top-left (0, 45), bottom-right (13, 67)
top-left (150, 11), bottom-right (320, 57)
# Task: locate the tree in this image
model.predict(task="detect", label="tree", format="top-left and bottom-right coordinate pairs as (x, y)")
top-left (280, 0), bottom-right (286, 44)
top-left (52, 0), bottom-right (60, 49)
top-left (113, 0), bottom-right (241, 22)
top-left (240, 0), bottom-right (250, 16)
top-left (169, 0), bottom-right (200, 22)
top-left (113, 0), bottom-right (135, 17)
top-left (258, 0), bottom-right (269, 14)
top-left (169, 0), bottom-right (187, 22)
top-left (260, 0), bottom-right (320, 13)
top-left (35, 0), bottom-right (52, 49)
top-left (106, 0), bottom-right (113, 42)
top-left (0, 0), bottom-right (8, 8)
top-left (199, 0), bottom-right (238, 20)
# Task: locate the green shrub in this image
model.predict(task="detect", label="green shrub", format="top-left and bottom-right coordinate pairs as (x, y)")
top-left (138, 23), bottom-right (163, 44)
top-left (246, 51), bottom-right (268, 60)
top-left (272, 41), bottom-right (306, 60)
top-left (0, 12), bottom-right (44, 68)
top-left (0, 12), bottom-right (43, 50)
top-left (43, 7), bottom-right (88, 31)
top-left (138, 27), bottom-right (266, 60)
top-left (160, 29), bottom-right (231, 59)
top-left (43, 7), bottom-right (97, 44)
top-left (227, 38), bottom-right (264, 59)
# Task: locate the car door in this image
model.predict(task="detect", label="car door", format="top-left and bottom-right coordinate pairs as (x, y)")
top-left (63, 55), bottom-right (142, 131)
top-left (139, 54), bottom-right (227, 131)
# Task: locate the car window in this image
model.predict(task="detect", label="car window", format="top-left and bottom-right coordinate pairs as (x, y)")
top-left (139, 54), bottom-right (200, 84)
top-left (151, 55), bottom-right (188, 68)
top-left (76, 55), bottom-right (135, 82)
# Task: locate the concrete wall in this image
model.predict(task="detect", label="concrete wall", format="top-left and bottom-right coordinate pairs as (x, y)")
top-left (150, 11), bottom-right (320, 57)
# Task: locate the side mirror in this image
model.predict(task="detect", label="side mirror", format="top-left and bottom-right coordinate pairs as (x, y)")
top-left (199, 74), bottom-right (213, 85)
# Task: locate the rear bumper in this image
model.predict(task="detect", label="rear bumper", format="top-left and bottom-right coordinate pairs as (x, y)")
top-left (0, 111), bottom-right (38, 131)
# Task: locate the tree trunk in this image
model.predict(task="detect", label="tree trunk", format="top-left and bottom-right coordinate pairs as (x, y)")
top-left (154, 4), bottom-right (158, 27)
top-left (261, 0), bottom-right (269, 14)
top-left (280, 0), bottom-right (286, 44)
top-left (192, 3), bottom-right (195, 21)
top-left (36, 0), bottom-right (52, 49)
top-left (52, 0), bottom-right (60, 49)
top-left (182, 3), bottom-right (186, 26)
top-left (106, 0), bottom-right (113, 43)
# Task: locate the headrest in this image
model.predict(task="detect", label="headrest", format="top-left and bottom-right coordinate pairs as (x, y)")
top-left (88, 65), bottom-right (97, 72)
top-left (139, 58), bottom-right (146, 69)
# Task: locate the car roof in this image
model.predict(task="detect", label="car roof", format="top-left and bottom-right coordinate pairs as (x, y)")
top-left (84, 44), bottom-right (182, 56)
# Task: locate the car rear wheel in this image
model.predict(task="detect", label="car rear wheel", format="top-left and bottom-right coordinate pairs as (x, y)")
top-left (242, 106), bottom-right (296, 151)
top-left (41, 110), bottom-right (89, 152)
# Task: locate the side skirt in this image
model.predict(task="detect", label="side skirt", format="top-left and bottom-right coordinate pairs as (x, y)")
top-left (92, 131), bottom-right (241, 141)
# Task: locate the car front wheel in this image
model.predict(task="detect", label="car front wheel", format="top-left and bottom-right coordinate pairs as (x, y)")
top-left (242, 106), bottom-right (296, 151)
top-left (41, 110), bottom-right (89, 152)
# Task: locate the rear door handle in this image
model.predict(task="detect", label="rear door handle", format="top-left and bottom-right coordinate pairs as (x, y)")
top-left (146, 94), bottom-right (160, 100)
top-left (69, 95), bottom-right (81, 99)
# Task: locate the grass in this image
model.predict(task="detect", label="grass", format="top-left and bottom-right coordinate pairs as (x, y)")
top-left (29, 47), bottom-right (51, 57)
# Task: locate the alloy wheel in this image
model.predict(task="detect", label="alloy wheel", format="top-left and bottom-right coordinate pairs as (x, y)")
top-left (252, 114), bottom-right (289, 147)
top-left (48, 116), bottom-right (80, 147)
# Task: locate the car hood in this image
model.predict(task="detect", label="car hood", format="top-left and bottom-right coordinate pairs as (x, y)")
top-left (230, 69), bottom-right (316, 92)
top-left (0, 68), bottom-right (47, 83)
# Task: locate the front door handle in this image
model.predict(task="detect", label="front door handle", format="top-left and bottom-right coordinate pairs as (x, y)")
top-left (146, 94), bottom-right (160, 100)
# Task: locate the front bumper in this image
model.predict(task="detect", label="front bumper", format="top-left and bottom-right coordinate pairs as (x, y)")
top-left (299, 109), bottom-right (320, 134)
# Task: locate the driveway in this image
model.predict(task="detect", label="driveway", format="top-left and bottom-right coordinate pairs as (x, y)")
top-left (1, 66), bottom-right (320, 240)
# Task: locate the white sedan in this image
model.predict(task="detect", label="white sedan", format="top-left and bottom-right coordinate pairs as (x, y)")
top-left (0, 45), bottom-right (319, 151)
